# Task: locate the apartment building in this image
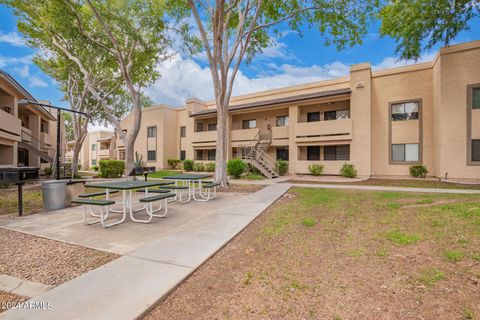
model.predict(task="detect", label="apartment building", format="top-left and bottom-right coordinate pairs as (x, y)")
top-left (0, 70), bottom-right (65, 170)
top-left (65, 130), bottom-right (116, 169)
top-left (119, 40), bottom-right (480, 179)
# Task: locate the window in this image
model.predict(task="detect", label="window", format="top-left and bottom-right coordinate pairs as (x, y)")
top-left (180, 150), bottom-right (186, 160)
top-left (40, 121), bottom-right (49, 133)
top-left (324, 109), bottom-right (350, 121)
top-left (391, 143), bottom-right (419, 162)
top-left (472, 140), bottom-right (480, 161)
top-left (242, 119), bottom-right (256, 129)
top-left (147, 150), bottom-right (156, 161)
top-left (276, 147), bottom-right (289, 161)
top-left (196, 150), bottom-right (204, 160)
top-left (92, 159), bottom-right (97, 166)
top-left (391, 101), bottom-right (419, 121)
top-left (473, 87), bottom-right (480, 109)
top-left (276, 116), bottom-right (289, 127)
top-left (324, 145), bottom-right (350, 161)
top-left (91, 144), bottom-right (97, 151)
top-left (208, 123), bottom-right (217, 131)
top-left (208, 149), bottom-right (216, 160)
top-left (147, 126), bottom-right (156, 138)
top-left (196, 122), bottom-right (204, 132)
top-left (180, 126), bottom-right (186, 137)
top-left (307, 146), bottom-right (320, 160)
top-left (307, 112), bottom-right (320, 122)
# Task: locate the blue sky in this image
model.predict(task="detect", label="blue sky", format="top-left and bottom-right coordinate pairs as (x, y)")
top-left (1, 4), bottom-right (479, 112)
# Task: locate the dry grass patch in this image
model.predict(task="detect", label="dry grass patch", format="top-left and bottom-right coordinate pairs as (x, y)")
top-left (144, 188), bottom-right (480, 320)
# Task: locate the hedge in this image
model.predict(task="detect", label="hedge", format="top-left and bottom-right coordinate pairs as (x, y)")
top-left (99, 160), bottom-right (125, 178)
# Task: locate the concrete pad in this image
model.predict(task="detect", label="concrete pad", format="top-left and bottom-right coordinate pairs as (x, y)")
top-left (0, 256), bottom-right (192, 320)
top-left (128, 213), bottom-right (256, 268)
top-left (0, 274), bottom-right (52, 298)
top-left (0, 192), bottom-right (248, 255)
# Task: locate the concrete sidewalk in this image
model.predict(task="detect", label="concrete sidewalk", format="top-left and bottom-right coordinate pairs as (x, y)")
top-left (290, 182), bottom-right (480, 194)
top-left (0, 184), bottom-right (290, 320)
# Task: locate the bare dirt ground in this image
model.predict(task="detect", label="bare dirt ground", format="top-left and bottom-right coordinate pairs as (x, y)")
top-left (144, 188), bottom-right (480, 320)
top-left (0, 228), bottom-right (119, 286)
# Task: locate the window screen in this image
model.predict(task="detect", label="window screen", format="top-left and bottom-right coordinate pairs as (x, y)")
top-left (147, 126), bottom-right (156, 138)
top-left (276, 147), bottom-right (289, 161)
top-left (147, 151), bottom-right (156, 161)
top-left (242, 119), bottom-right (256, 129)
top-left (473, 87), bottom-right (480, 109)
top-left (472, 139), bottom-right (480, 161)
top-left (208, 149), bottom-right (216, 160)
top-left (307, 146), bottom-right (320, 160)
top-left (307, 112), bottom-right (320, 122)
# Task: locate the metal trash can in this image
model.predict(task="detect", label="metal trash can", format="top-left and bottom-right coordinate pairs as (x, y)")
top-left (41, 180), bottom-right (67, 211)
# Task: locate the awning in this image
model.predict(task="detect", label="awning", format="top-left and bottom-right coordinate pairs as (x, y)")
top-left (189, 87), bottom-right (351, 117)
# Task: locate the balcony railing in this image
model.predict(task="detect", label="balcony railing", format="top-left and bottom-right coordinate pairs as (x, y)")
top-left (294, 119), bottom-right (352, 142)
top-left (192, 130), bottom-right (217, 143)
top-left (231, 128), bottom-right (259, 142)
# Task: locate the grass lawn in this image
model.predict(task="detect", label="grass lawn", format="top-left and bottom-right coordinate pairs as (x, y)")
top-left (147, 170), bottom-right (181, 179)
top-left (289, 177), bottom-right (480, 190)
top-left (145, 188), bottom-right (480, 320)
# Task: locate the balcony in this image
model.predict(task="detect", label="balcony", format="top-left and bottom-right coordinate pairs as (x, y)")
top-left (192, 130), bottom-right (217, 147)
top-left (98, 149), bottom-right (110, 158)
top-left (231, 128), bottom-right (258, 147)
top-left (21, 127), bottom-right (32, 143)
top-left (294, 119), bottom-right (352, 143)
top-left (0, 109), bottom-right (21, 141)
top-left (272, 126), bottom-right (289, 145)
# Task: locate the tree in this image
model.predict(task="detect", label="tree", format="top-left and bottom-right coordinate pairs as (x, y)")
top-left (5, 0), bottom-right (171, 172)
top-left (380, 0), bottom-right (479, 60)
top-left (62, 112), bottom-right (74, 142)
top-left (172, 0), bottom-right (378, 186)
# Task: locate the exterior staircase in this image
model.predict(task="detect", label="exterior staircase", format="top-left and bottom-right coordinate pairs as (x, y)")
top-left (238, 130), bottom-right (279, 179)
top-left (19, 129), bottom-right (54, 163)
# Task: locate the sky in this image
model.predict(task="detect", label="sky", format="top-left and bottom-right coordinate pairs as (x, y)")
top-left (1, 4), bottom-right (479, 130)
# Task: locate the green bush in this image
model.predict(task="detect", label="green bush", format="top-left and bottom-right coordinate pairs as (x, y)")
top-left (43, 166), bottom-right (53, 176)
top-left (167, 159), bottom-right (181, 169)
top-left (99, 160), bottom-right (125, 178)
top-left (193, 162), bottom-right (205, 171)
top-left (227, 159), bottom-right (246, 178)
top-left (205, 162), bottom-right (215, 172)
top-left (340, 163), bottom-right (357, 178)
top-left (276, 160), bottom-right (288, 176)
top-left (410, 165), bottom-right (428, 178)
top-left (92, 165), bottom-right (99, 172)
top-left (183, 159), bottom-right (194, 171)
top-left (308, 164), bottom-right (324, 176)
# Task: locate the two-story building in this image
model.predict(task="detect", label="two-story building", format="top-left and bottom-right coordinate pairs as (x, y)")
top-left (0, 70), bottom-right (64, 171)
top-left (65, 130), bottom-right (116, 169)
top-left (118, 40), bottom-right (480, 180)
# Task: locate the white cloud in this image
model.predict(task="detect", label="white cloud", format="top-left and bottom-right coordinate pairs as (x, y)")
top-left (0, 31), bottom-right (25, 47)
top-left (0, 54), bottom-right (34, 68)
top-left (29, 76), bottom-right (48, 88)
top-left (14, 65), bottom-right (30, 78)
top-left (372, 52), bottom-right (437, 70)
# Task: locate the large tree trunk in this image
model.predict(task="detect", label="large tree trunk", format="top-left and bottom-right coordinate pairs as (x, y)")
top-left (214, 99), bottom-right (229, 187)
top-left (71, 143), bottom-right (82, 178)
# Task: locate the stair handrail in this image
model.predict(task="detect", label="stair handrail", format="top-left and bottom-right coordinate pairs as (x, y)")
top-left (254, 147), bottom-right (278, 176)
top-left (21, 128), bottom-right (54, 151)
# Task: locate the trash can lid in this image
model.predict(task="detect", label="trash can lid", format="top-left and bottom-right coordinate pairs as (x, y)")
top-left (41, 180), bottom-right (68, 185)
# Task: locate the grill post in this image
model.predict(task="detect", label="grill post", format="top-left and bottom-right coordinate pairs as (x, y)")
top-left (56, 109), bottom-right (61, 180)
top-left (17, 182), bottom-right (23, 217)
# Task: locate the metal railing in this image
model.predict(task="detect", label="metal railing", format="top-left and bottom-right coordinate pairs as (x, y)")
top-left (21, 128), bottom-right (53, 151)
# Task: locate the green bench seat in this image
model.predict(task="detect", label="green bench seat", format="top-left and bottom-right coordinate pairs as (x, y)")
top-left (79, 190), bottom-right (119, 198)
top-left (139, 193), bottom-right (176, 203)
top-left (71, 199), bottom-right (116, 206)
top-left (203, 182), bottom-right (220, 188)
top-left (136, 189), bottom-right (170, 193)
top-left (158, 185), bottom-right (189, 190)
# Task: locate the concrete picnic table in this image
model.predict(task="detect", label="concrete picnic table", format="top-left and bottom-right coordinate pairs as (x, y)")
top-left (85, 180), bottom-right (172, 226)
top-left (163, 173), bottom-right (212, 202)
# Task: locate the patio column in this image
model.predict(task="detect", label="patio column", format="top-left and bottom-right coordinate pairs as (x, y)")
top-left (288, 105), bottom-right (299, 175)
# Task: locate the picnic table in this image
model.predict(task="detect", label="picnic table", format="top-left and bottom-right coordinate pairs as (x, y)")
top-left (85, 180), bottom-right (171, 226)
top-left (163, 173), bottom-right (212, 202)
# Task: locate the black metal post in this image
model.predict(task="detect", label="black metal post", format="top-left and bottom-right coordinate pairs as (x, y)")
top-left (56, 109), bottom-right (61, 180)
top-left (17, 182), bottom-right (23, 216)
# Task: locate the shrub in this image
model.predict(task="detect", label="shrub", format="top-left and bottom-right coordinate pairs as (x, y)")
top-left (92, 165), bottom-right (99, 172)
top-left (183, 159), bottom-right (194, 171)
top-left (193, 162), bottom-right (205, 171)
top-left (276, 160), bottom-right (288, 176)
top-left (227, 159), bottom-right (246, 178)
top-left (43, 166), bottom-right (53, 176)
top-left (99, 160), bottom-right (125, 178)
top-left (308, 164), bottom-right (324, 176)
top-left (410, 165), bottom-right (428, 178)
top-left (205, 162), bottom-right (215, 172)
top-left (340, 163), bottom-right (357, 178)
top-left (167, 159), bottom-right (181, 169)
